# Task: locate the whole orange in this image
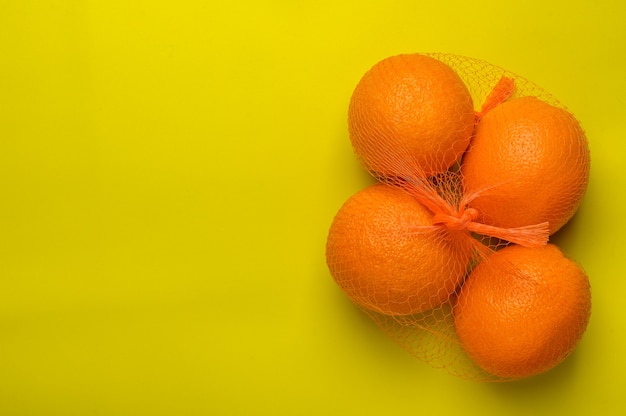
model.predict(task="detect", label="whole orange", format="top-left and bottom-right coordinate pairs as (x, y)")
top-left (454, 244), bottom-right (591, 379)
top-left (326, 184), bottom-right (471, 316)
top-left (348, 54), bottom-right (475, 178)
top-left (461, 96), bottom-right (590, 235)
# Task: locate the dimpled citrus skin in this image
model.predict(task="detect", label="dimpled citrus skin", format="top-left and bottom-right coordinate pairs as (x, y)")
top-left (325, 184), bottom-right (471, 316)
top-left (454, 244), bottom-right (591, 380)
top-left (348, 54), bottom-right (475, 177)
top-left (461, 96), bottom-right (590, 235)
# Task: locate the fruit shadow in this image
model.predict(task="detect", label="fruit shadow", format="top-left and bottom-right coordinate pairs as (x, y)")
top-left (329, 289), bottom-right (427, 360)
top-left (549, 206), bottom-right (588, 250)
top-left (320, 277), bottom-right (464, 379)
top-left (315, 251), bottom-right (407, 355)
top-left (486, 346), bottom-right (584, 395)
top-left (359, 302), bottom-right (500, 382)
top-left (328, 125), bottom-right (378, 191)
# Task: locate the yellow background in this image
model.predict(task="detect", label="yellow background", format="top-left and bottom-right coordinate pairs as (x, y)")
top-left (1, 0), bottom-right (625, 414)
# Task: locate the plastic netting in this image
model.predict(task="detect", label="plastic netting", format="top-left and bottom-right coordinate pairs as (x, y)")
top-left (326, 53), bottom-right (591, 382)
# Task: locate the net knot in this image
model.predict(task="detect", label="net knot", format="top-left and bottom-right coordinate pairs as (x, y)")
top-left (432, 207), bottom-right (479, 231)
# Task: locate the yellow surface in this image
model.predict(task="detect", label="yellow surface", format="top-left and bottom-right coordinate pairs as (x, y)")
top-left (1, 1), bottom-right (625, 414)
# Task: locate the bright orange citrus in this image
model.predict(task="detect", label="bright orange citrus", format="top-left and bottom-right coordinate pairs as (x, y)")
top-left (348, 54), bottom-right (475, 178)
top-left (454, 244), bottom-right (591, 379)
top-left (326, 183), bottom-right (471, 316)
top-left (461, 96), bottom-right (590, 235)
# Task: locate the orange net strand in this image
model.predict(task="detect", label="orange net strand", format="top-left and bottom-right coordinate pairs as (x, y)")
top-left (402, 178), bottom-right (458, 218)
top-left (475, 76), bottom-right (516, 121)
top-left (467, 221), bottom-right (550, 247)
top-left (433, 206), bottom-right (549, 247)
top-left (432, 207), bottom-right (478, 232)
top-left (392, 74), bottom-right (549, 247)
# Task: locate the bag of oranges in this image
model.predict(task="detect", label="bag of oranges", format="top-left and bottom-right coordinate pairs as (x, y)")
top-left (325, 53), bottom-right (592, 381)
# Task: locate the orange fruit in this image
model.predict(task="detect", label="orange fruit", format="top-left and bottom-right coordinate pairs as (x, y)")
top-left (326, 183), bottom-right (471, 316)
top-left (454, 244), bottom-right (591, 379)
top-left (348, 54), bottom-right (475, 178)
top-left (461, 96), bottom-right (590, 235)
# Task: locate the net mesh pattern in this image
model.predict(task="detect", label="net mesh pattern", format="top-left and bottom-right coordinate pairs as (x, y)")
top-left (326, 53), bottom-right (591, 382)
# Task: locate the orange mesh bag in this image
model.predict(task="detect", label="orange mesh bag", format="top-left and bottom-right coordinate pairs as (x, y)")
top-left (325, 53), bottom-right (592, 381)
